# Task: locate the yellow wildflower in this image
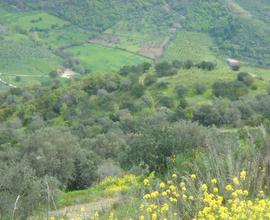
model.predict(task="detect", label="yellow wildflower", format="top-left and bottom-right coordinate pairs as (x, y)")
top-left (191, 174), bottom-right (197, 179)
top-left (226, 184), bottom-right (233, 191)
top-left (190, 174), bottom-right (197, 180)
top-left (146, 207), bottom-right (152, 213)
top-left (162, 191), bottom-right (168, 197)
top-left (144, 194), bottom-right (151, 199)
top-left (213, 187), bottom-right (219, 193)
top-left (159, 182), bottom-right (166, 188)
top-left (144, 179), bottom-right (150, 186)
top-left (243, 190), bottom-right (249, 196)
top-left (160, 203), bottom-right (169, 213)
top-left (181, 186), bottom-right (186, 191)
top-left (150, 191), bottom-right (159, 198)
top-left (201, 184), bottom-right (208, 191)
top-left (172, 174), bottom-right (177, 179)
top-left (240, 170), bottom-right (247, 180)
top-left (169, 185), bottom-right (176, 191)
top-left (152, 213), bottom-right (157, 220)
top-left (211, 178), bottom-right (217, 185)
top-left (180, 182), bottom-right (185, 187)
top-left (233, 177), bottom-right (239, 185)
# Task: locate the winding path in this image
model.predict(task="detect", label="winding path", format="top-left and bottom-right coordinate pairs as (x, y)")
top-left (49, 197), bottom-right (118, 219)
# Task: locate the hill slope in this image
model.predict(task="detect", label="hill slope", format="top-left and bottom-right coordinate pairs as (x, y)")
top-left (0, 0), bottom-right (270, 90)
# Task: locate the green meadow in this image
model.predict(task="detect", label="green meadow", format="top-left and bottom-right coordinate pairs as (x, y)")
top-left (0, 11), bottom-right (68, 30)
top-left (67, 44), bottom-right (150, 73)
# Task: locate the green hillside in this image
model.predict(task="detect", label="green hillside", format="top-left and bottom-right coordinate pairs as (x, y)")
top-left (1, 1), bottom-right (270, 219)
top-left (0, 0), bottom-right (270, 88)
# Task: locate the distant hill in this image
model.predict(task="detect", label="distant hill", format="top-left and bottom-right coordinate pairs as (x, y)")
top-left (0, 0), bottom-right (269, 87)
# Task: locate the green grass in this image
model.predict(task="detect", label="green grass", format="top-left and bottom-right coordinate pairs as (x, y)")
top-left (40, 25), bottom-right (92, 48)
top-left (66, 43), bottom-right (150, 73)
top-left (0, 11), bottom-right (68, 31)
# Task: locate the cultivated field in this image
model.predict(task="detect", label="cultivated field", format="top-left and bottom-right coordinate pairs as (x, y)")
top-left (66, 44), bottom-right (150, 73)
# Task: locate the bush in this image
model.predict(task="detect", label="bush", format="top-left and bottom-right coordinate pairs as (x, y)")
top-left (197, 61), bottom-right (216, 70)
top-left (212, 81), bottom-right (249, 100)
top-left (179, 98), bottom-right (188, 109)
top-left (144, 75), bottom-right (157, 86)
top-left (194, 83), bottom-right (207, 94)
top-left (183, 60), bottom-right (194, 69)
top-left (119, 63), bottom-right (151, 76)
top-left (125, 121), bottom-right (208, 172)
top-left (172, 60), bottom-right (183, 69)
top-left (156, 82), bottom-right (168, 89)
top-left (237, 72), bottom-right (254, 86)
top-left (193, 104), bottom-right (222, 126)
top-left (158, 95), bottom-right (174, 108)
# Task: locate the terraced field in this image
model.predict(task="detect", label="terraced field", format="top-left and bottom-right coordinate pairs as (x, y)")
top-left (162, 32), bottom-right (224, 65)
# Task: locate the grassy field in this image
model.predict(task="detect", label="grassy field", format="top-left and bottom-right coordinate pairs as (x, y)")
top-left (0, 11), bottom-right (68, 30)
top-left (67, 44), bottom-right (150, 73)
top-left (40, 25), bottom-right (92, 49)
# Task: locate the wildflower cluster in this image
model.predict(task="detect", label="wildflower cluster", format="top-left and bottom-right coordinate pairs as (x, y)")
top-left (102, 174), bottom-right (140, 193)
top-left (138, 171), bottom-right (270, 220)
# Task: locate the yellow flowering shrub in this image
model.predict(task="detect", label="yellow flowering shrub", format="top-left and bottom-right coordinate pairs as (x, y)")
top-left (101, 174), bottom-right (140, 193)
top-left (136, 171), bottom-right (270, 220)
top-left (53, 171), bottom-right (270, 220)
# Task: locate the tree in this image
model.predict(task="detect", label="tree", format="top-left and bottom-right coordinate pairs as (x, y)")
top-left (194, 105), bottom-right (222, 126)
top-left (179, 98), bottom-right (188, 109)
top-left (158, 95), bottom-right (174, 108)
top-left (237, 72), bottom-right (254, 86)
top-left (172, 60), bottom-right (183, 69)
top-left (212, 81), bottom-right (248, 100)
top-left (15, 76), bottom-right (21, 82)
top-left (141, 62), bottom-right (152, 73)
top-left (194, 83), bottom-right (207, 95)
top-left (67, 149), bottom-right (98, 190)
top-left (131, 84), bottom-right (145, 98)
top-left (175, 85), bottom-right (188, 97)
top-left (125, 121), bottom-right (208, 172)
top-left (144, 75), bottom-right (157, 86)
top-left (49, 70), bottom-right (58, 78)
top-left (183, 60), bottom-right (194, 69)
top-left (119, 66), bottom-right (131, 76)
top-left (21, 127), bottom-right (79, 185)
top-left (155, 62), bottom-right (176, 77)
top-left (197, 61), bottom-right (215, 70)
top-left (0, 161), bottom-right (46, 219)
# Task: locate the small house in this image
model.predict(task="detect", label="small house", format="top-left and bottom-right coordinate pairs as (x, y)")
top-left (227, 58), bottom-right (240, 71)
